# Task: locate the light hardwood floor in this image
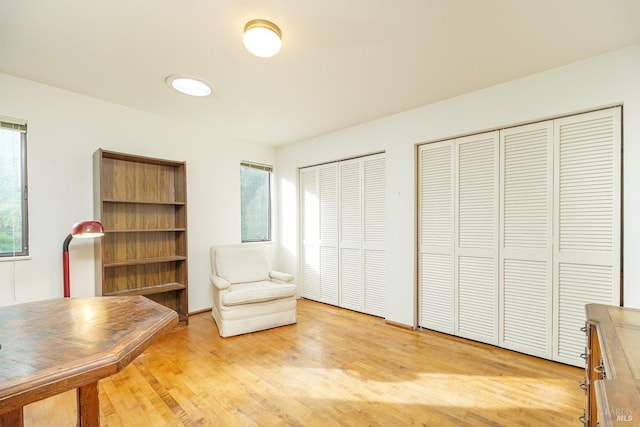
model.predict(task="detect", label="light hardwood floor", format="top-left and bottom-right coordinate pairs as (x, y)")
top-left (23, 299), bottom-right (584, 426)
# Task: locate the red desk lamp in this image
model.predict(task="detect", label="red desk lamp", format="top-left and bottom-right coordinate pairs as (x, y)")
top-left (62, 220), bottom-right (105, 298)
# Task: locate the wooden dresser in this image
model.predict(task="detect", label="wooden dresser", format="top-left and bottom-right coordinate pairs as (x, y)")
top-left (583, 304), bottom-right (640, 426)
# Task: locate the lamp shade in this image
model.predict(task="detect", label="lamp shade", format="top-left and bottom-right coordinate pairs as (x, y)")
top-left (63, 220), bottom-right (105, 298)
top-left (71, 220), bottom-right (105, 238)
top-left (243, 19), bottom-right (282, 58)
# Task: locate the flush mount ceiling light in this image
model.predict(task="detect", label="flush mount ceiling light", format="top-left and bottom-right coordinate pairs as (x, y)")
top-left (165, 75), bottom-right (212, 97)
top-left (243, 19), bottom-right (282, 58)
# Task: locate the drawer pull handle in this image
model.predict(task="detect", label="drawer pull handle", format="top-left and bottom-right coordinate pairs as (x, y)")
top-left (579, 381), bottom-right (588, 391)
top-left (579, 413), bottom-right (587, 426)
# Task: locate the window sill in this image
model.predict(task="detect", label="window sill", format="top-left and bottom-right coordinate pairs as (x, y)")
top-left (0, 255), bottom-right (32, 262)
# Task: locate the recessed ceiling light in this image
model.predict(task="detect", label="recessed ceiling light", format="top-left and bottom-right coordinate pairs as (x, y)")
top-left (165, 75), bottom-right (213, 97)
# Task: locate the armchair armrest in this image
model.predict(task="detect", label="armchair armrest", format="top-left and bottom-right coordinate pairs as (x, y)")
top-left (270, 271), bottom-right (294, 283)
top-left (210, 274), bottom-right (231, 290)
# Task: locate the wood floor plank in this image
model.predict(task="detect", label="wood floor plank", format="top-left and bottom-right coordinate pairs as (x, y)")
top-left (22, 299), bottom-right (584, 426)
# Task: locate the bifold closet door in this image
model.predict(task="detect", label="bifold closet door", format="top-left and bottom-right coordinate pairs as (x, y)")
top-left (553, 107), bottom-right (621, 366)
top-left (418, 141), bottom-right (455, 334)
top-left (499, 122), bottom-right (554, 359)
top-left (300, 164), bottom-right (339, 305)
top-left (339, 159), bottom-right (363, 311)
top-left (338, 154), bottom-right (387, 316)
top-left (362, 154), bottom-right (386, 317)
top-left (300, 168), bottom-right (320, 299)
top-left (418, 107), bottom-right (621, 367)
top-left (454, 132), bottom-right (499, 344)
top-left (418, 132), bottom-right (498, 340)
top-left (300, 154), bottom-right (386, 317)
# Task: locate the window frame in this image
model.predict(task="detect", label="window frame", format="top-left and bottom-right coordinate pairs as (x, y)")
top-left (240, 161), bottom-right (273, 243)
top-left (0, 116), bottom-right (29, 258)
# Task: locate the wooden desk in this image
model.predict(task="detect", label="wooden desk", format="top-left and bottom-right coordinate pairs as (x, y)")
top-left (584, 304), bottom-right (640, 426)
top-left (0, 296), bottom-right (178, 426)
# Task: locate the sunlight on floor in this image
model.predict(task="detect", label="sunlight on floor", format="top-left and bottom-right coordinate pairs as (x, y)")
top-left (276, 366), bottom-right (577, 409)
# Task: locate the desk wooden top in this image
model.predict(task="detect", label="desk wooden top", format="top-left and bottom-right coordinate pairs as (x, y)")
top-left (0, 296), bottom-right (178, 414)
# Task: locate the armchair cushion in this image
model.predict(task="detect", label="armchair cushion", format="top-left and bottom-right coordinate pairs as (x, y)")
top-left (215, 245), bottom-right (271, 283)
top-left (223, 280), bottom-right (297, 306)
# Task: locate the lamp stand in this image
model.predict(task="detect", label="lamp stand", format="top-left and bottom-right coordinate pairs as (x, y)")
top-left (62, 233), bottom-right (73, 298)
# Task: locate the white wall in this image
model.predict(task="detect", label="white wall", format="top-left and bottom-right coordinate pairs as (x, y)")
top-left (0, 73), bottom-right (275, 310)
top-left (3, 44), bottom-right (639, 321)
top-left (276, 44), bottom-right (640, 326)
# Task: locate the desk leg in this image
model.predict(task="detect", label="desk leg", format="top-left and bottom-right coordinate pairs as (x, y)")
top-left (77, 382), bottom-right (99, 427)
top-left (0, 407), bottom-right (23, 427)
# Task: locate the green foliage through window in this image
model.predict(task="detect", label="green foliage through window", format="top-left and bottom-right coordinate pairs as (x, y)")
top-left (241, 162), bottom-right (272, 242)
top-left (0, 117), bottom-right (28, 257)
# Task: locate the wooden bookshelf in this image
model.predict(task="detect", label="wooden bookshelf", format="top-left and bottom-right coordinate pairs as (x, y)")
top-left (93, 149), bottom-right (188, 324)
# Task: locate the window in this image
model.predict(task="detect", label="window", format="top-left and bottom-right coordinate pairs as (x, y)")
top-left (241, 162), bottom-right (272, 242)
top-left (0, 117), bottom-right (28, 257)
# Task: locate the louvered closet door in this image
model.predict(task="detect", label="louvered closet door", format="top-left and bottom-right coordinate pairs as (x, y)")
top-left (553, 107), bottom-right (621, 366)
top-left (318, 164), bottom-right (339, 305)
top-left (300, 167), bottom-right (320, 300)
top-left (418, 141), bottom-right (455, 334)
top-left (339, 159), bottom-right (363, 311)
top-left (300, 165), bottom-right (339, 305)
top-left (455, 132), bottom-right (499, 344)
top-left (301, 154), bottom-right (387, 316)
top-left (499, 122), bottom-right (553, 359)
top-left (363, 154), bottom-right (386, 317)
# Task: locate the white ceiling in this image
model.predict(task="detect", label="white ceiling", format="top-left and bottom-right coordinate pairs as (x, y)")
top-left (1, 1), bottom-right (640, 146)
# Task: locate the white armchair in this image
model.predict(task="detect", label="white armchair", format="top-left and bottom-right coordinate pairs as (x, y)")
top-left (210, 244), bottom-right (297, 337)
